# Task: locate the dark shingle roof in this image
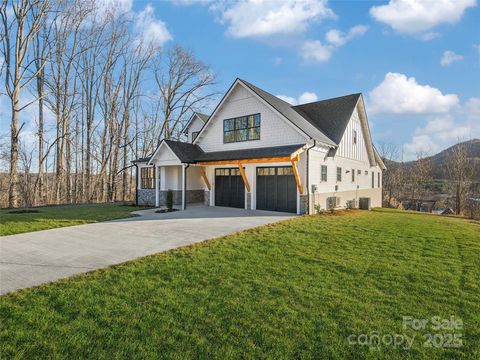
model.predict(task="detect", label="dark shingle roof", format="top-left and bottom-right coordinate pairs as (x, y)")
top-left (132, 156), bottom-right (151, 164)
top-left (164, 140), bottom-right (203, 163)
top-left (240, 79), bottom-right (336, 146)
top-left (196, 144), bottom-right (304, 162)
top-left (292, 93), bottom-right (361, 144)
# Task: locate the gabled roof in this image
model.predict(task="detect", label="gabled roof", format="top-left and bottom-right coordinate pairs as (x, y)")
top-left (240, 79), bottom-right (336, 146)
top-left (163, 139), bottom-right (203, 163)
top-left (181, 112), bottom-right (209, 134)
top-left (196, 144), bottom-right (305, 162)
top-left (293, 93), bottom-right (361, 144)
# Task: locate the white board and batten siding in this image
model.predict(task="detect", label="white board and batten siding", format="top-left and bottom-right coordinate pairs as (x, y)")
top-left (195, 83), bottom-right (308, 152)
top-left (309, 106), bottom-right (382, 194)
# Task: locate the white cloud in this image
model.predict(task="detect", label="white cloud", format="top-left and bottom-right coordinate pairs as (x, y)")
top-left (93, 0), bottom-right (134, 18)
top-left (216, 0), bottom-right (335, 38)
top-left (301, 40), bottom-right (332, 63)
top-left (302, 24), bottom-right (367, 63)
top-left (370, 0), bottom-right (476, 37)
top-left (325, 25), bottom-right (368, 46)
top-left (276, 91), bottom-right (318, 105)
top-left (440, 50), bottom-right (464, 66)
top-left (368, 72), bottom-right (459, 114)
top-left (134, 5), bottom-right (172, 48)
top-left (403, 114), bottom-right (475, 159)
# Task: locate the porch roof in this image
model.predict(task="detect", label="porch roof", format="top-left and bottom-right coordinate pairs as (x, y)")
top-left (196, 144), bottom-right (305, 162)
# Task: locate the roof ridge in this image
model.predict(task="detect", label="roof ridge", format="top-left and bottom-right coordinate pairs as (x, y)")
top-left (292, 93), bottom-right (362, 108)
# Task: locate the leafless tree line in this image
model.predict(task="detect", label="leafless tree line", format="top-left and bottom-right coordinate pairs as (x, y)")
top-left (379, 141), bottom-right (477, 217)
top-left (1, 0), bottom-right (216, 208)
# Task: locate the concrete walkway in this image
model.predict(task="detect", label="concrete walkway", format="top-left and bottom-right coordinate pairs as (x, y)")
top-left (0, 206), bottom-right (294, 295)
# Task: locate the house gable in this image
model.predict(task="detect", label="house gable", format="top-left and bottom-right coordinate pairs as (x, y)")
top-left (183, 113), bottom-right (207, 143)
top-left (149, 141), bottom-right (182, 166)
top-left (194, 80), bottom-right (308, 152)
top-left (335, 95), bottom-right (377, 167)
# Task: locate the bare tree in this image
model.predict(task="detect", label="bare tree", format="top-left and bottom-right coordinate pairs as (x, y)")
top-left (154, 45), bottom-right (216, 141)
top-left (446, 141), bottom-right (473, 215)
top-left (1, 0), bottom-right (49, 207)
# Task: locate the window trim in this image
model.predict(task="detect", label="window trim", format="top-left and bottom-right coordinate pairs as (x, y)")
top-left (353, 129), bottom-right (357, 145)
top-left (140, 167), bottom-right (154, 189)
top-left (351, 168), bottom-right (355, 182)
top-left (336, 167), bottom-right (342, 182)
top-left (223, 113), bottom-right (261, 144)
top-left (321, 165), bottom-right (327, 182)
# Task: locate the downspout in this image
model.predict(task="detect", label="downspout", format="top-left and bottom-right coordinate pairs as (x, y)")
top-left (305, 140), bottom-right (316, 214)
top-left (134, 163), bottom-right (138, 206)
top-left (183, 164), bottom-right (190, 210)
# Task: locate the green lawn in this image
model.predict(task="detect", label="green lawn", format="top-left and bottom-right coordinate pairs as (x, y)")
top-left (1, 209), bottom-right (479, 359)
top-left (0, 203), bottom-right (140, 236)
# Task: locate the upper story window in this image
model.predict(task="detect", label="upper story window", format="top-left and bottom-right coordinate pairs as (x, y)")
top-left (321, 165), bottom-right (327, 182)
top-left (377, 172), bottom-right (381, 188)
top-left (353, 130), bottom-right (357, 145)
top-left (140, 167), bottom-right (154, 189)
top-left (336, 167), bottom-right (342, 182)
top-left (351, 169), bottom-right (355, 182)
top-left (223, 113), bottom-right (260, 143)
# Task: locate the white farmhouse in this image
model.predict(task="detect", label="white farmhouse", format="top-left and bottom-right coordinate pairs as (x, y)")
top-left (133, 78), bottom-right (385, 214)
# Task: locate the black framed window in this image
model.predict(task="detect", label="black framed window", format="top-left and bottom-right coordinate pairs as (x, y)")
top-left (321, 165), bottom-right (327, 182)
top-left (223, 114), bottom-right (260, 143)
top-left (353, 130), bottom-right (357, 145)
top-left (377, 172), bottom-right (381, 188)
top-left (140, 167), bottom-right (154, 189)
top-left (336, 167), bottom-right (342, 182)
top-left (351, 169), bottom-right (355, 182)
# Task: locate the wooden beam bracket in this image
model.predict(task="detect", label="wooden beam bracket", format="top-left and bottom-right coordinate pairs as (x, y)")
top-left (238, 163), bottom-right (250, 192)
top-left (290, 158), bottom-right (303, 194)
top-left (200, 167), bottom-right (211, 191)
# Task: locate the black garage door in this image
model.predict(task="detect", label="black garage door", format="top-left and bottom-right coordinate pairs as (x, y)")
top-left (215, 168), bottom-right (245, 208)
top-left (256, 166), bottom-right (297, 213)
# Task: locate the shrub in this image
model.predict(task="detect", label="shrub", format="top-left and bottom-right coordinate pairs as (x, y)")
top-left (166, 190), bottom-right (173, 211)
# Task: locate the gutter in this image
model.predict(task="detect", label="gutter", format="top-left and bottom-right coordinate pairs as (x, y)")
top-left (305, 140), bottom-right (316, 214)
top-left (134, 163), bottom-right (138, 206)
top-left (183, 164), bottom-right (190, 210)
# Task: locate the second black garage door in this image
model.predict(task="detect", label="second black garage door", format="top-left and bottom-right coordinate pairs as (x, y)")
top-left (215, 168), bottom-right (245, 208)
top-left (256, 166), bottom-right (297, 213)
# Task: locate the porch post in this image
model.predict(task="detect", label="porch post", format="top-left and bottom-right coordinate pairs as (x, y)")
top-left (155, 165), bottom-right (159, 207)
top-left (182, 164), bottom-right (186, 210)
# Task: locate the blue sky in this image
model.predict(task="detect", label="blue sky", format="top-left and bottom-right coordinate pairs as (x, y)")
top-left (138, 0), bottom-right (480, 160)
top-left (1, 0), bottom-right (479, 162)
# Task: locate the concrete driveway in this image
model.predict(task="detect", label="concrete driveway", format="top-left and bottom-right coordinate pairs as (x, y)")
top-left (0, 205), bottom-right (294, 295)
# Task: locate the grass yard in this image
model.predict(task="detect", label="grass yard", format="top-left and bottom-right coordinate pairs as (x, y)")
top-left (0, 203), bottom-right (140, 236)
top-left (1, 209), bottom-right (479, 359)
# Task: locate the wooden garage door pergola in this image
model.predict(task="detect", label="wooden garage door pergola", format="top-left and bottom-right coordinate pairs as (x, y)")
top-left (197, 154), bottom-right (303, 194)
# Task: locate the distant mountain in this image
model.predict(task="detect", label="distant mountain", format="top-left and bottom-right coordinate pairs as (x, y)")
top-left (386, 139), bottom-right (480, 180)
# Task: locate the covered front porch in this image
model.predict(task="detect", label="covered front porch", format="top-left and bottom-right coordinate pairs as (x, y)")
top-left (137, 140), bottom-right (309, 214)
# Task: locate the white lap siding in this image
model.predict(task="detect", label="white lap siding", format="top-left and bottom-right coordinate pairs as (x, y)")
top-left (196, 84), bottom-right (308, 152)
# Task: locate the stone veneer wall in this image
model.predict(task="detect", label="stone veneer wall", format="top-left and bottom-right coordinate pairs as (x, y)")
top-left (136, 189), bottom-right (205, 207)
top-left (299, 195), bottom-right (309, 214)
top-left (204, 190), bottom-right (210, 206)
top-left (137, 189), bottom-right (155, 206)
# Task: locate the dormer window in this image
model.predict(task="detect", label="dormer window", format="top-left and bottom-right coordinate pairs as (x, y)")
top-left (224, 113), bottom-right (260, 143)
